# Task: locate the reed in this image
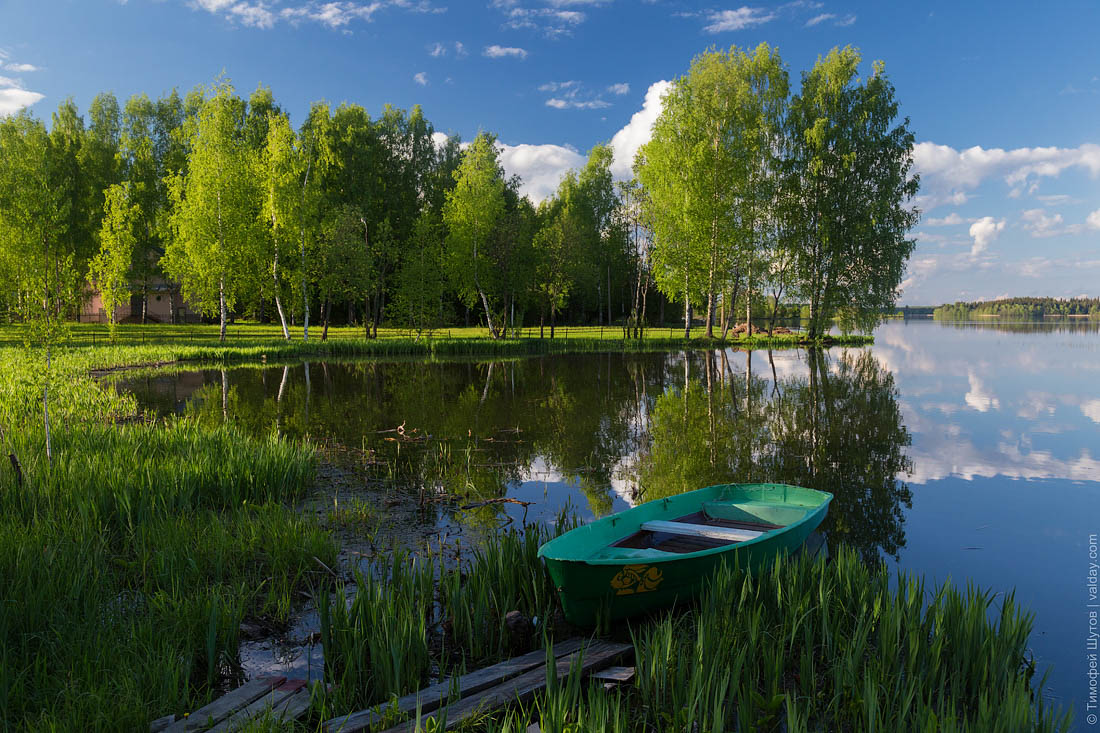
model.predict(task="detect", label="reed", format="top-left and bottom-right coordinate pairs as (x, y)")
top-left (0, 341), bottom-right (337, 729)
top-left (364, 531), bottom-right (1068, 732)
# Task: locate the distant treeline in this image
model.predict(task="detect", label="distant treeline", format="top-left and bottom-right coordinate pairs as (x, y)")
top-left (934, 297), bottom-right (1100, 321)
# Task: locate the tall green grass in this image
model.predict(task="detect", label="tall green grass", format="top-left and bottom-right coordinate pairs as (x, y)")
top-left (0, 343), bottom-right (338, 730)
top-left (326, 528), bottom-right (1067, 732)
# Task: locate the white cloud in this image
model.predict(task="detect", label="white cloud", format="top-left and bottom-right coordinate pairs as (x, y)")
top-left (1087, 209), bottom-right (1100, 230)
top-left (0, 68), bottom-right (44, 116)
top-left (1082, 399), bottom-right (1100, 424)
top-left (835, 14), bottom-right (856, 26)
top-left (609, 79), bottom-right (671, 178)
top-left (703, 7), bottom-right (775, 32)
top-left (1019, 208), bottom-right (1079, 238)
top-left (925, 212), bottom-right (965, 226)
top-left (539, 80), bottom-right (612, 109)
top-left (413, 71), bottom-right (427, 86)
top-left (5, 63), bottom-right (39, 73)
top-left (428, 42), bottom-right (446, 57)
top-left (497, 5), bottom-right (585, 37)
top-left (539, 80), bottom-right (580, 92)
top-left (913, 141), bottom-right (1100, 211)
top-left (968, 216), bottom-right (1005, 256)
top-left (498, 142), bottom-right (585, 202)
top-left (546, 97), bottom-right (609, 110)
top-left (805, 12), bottom-right (833, 26)
top-left (454, 41), bottom-right (467, 57)
top-left (230, 2), bottom-right (276, 28)
top-left (0, 87), bottom-right (45, 116)
top-left (189, 0), bottom-right (442, 30)
top-left (484, 44), bottom-right (528, 59)
top-left (607, 82), bottom-right (630, 95)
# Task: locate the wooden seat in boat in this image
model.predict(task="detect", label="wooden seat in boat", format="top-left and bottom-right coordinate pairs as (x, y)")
top-left (640, 520), bottom-right (765, 543)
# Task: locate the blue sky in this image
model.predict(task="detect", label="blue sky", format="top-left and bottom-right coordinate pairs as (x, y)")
top-left (2, 0), bottom-right (1099, 305)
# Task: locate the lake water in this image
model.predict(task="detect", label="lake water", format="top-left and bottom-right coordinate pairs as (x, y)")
top-left (119, 320), bottom-right (1100, 724)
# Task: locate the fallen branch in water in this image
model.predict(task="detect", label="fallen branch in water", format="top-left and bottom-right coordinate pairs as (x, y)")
top-left (459, 498), bottom-right (534, 510)
top-left (460, 497), bottom-right (534, 526)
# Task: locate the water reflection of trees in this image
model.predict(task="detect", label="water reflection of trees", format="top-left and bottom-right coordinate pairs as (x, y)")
top-left (636, 349), bottom-right (912, 562)
top-left (130, 349), bottom-right (910, 561)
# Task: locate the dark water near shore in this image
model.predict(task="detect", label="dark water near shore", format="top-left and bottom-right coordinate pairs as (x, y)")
top-left (118, 320), bottom-right (1100, 724)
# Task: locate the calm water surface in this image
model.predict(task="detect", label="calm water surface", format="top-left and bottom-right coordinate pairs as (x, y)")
top-left (119, 320), bottom-right (1100, 723)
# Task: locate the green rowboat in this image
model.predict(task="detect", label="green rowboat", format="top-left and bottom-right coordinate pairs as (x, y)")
top-left (538, 483), bottom-right (832, 626)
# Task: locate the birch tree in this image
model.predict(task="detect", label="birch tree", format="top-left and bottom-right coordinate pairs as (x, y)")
top-left (88, 183), bottom-right (138, 336)
top-left (162, 80), bottom-right (257, 342)
top-left (256, 112), bottom-right (299, 339)
top-left (443, 132), bottom-right (507, 338)
top-left (784, 47), bottom-right (919, 339)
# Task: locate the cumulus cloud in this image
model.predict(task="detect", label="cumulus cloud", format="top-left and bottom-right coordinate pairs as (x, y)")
top-left (413, 71), bottom-right (427, 85)
top-left (1087, 209), bottom-right (1100, 230)
top-left (913, 141), bottom-right (1100, 211)
top-left (968, 216), bottom-right (1005, 256)
top-left (607, 82), bottom-right (630, 95)
top-left (498, 142), bottom-right (585, 202)
top-left (0, 66), bottom-right (45, 116)
top-left (702, 7), bottom-right (775, 32)
top-left (608, 79), bottom-right (671, 178)
top-left (484, 44), bottom-right (528, 59)
top-left (428, 42), bottom-right (446, 57)
top-left (1020, 208), bottom-right (1079, 238)
top-left (1082, 399), bottom-right (1100, 424)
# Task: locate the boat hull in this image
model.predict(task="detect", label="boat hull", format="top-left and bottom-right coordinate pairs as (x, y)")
top-left (538, 483), bottom-right (831, 626)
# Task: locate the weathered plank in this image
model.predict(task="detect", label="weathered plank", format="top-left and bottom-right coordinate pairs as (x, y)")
top-left (278, 687), bottom-right (315, 723)
top-left (590, 666), bottom-right (635, 683)
top-left (165, 677), bottom-right (285, 732)
top-left (641, 520), bottom-right (764, 543)
top-left (150, 714), bottom-right (177, 732)
top-left (207, 679), bottom-right (308, 732)
top-left (322, 638), bottom-right (585, 733)
top-left (376, 640), bottom-right (633, 733)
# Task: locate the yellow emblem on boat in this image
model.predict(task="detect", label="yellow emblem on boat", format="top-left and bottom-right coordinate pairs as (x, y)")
top-left (610, 564), bottom-right (664, 595)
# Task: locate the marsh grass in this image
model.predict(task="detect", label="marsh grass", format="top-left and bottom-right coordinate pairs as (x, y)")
top-left (0, 343), bottom-right (338, 730)
top-left (326, 528), bottom-right (1068, 732)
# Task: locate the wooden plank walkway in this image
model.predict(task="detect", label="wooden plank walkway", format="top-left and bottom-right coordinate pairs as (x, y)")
top-left (159, 676), bottom-right (313, 732)
top-left (157, 637), bottom-right (632, 733)
top-left (322, 638), bottom-right (586, 733)
top-left (372, 640), bottom-right (632, 733)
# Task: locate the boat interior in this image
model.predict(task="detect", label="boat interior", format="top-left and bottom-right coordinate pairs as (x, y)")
top-left (590, 499), bottom-right (810, 560)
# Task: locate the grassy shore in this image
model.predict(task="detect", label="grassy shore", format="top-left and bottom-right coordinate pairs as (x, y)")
top-left (312, 525), bottom-right (1067, 732)
top-left (0, 342), bottom-right (338, 730)
top-left (0, 327), bottom-right (1064, 731)
top-left (0, 321), bottom-right (874, 357)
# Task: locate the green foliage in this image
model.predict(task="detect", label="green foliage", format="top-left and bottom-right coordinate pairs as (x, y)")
top-left (89, 183), bottom-right (140, 334)
top-left (162, 79), bottom-right (259, 340)
top-left (444, 132), bottom-right (510, 336)
top-left (934, 296), bottom-right (1100, 321)
top-left (785, 48), bottom-right (919, 339)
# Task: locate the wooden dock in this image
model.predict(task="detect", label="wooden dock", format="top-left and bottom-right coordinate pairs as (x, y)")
top-left (153, 677), bottom-right (313, 732)
top-left (331, 639), bottom-right (632, 733)
top-left (155, 637), bottom-right (632, 732)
